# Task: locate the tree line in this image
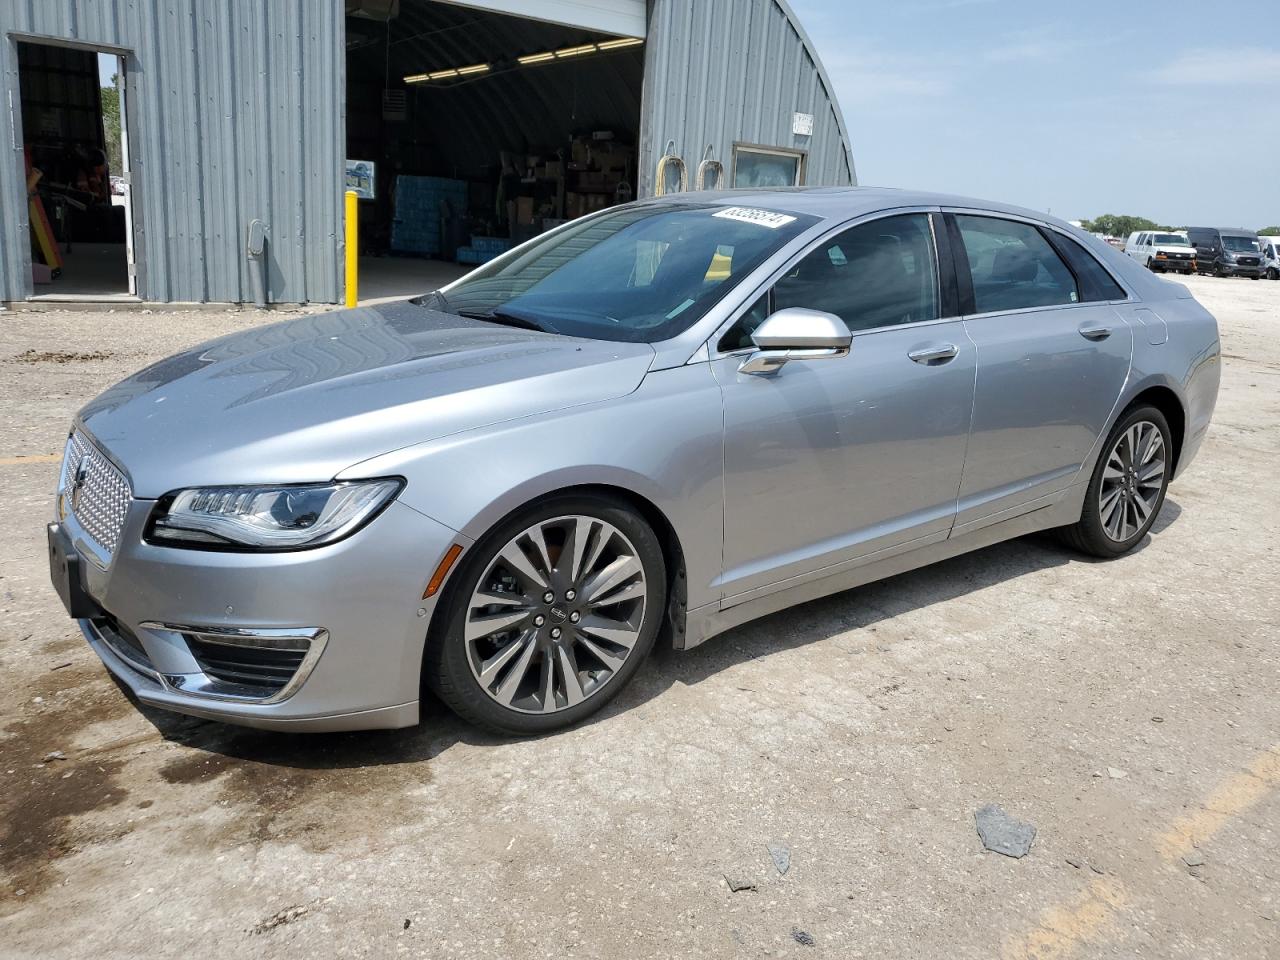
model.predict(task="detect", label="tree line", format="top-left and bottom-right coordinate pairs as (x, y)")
top-left (1081, 214), bottom-right (1279, 238)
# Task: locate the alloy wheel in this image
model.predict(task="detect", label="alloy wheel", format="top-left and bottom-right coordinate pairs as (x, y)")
top-left (1098, 420), bottom-right (1166, 542)
top-left (463, 515), bottom-right (648, 714)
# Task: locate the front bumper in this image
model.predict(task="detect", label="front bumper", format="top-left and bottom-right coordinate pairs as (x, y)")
top-left (1151, 256), bottom-right (1196, 271)
top-left (57, 498), bottom-right (466, 731)
top-left (1215, 261), bottom-right (1263, 277)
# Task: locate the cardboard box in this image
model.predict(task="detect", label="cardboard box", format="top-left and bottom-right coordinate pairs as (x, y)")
top-left (516, 196), bottom-right (535, 225)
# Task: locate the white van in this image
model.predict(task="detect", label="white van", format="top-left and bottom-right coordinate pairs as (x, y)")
top-left (1260, 236), bottom-right (1280, 280)
top-left (1123, 230), bottom-right (1197, 275)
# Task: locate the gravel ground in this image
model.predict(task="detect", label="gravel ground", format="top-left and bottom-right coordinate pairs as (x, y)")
top-left (0, 274), bottom-right (1277, 959)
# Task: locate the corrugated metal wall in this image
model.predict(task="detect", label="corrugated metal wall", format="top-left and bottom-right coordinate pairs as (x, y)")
top-left (0, 0), bottom-right (344, 303)
top-left (638, 0), bottom-right (855, 196)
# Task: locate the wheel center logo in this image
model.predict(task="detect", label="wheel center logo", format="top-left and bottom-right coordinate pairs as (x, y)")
top-left (549, 606), bottom-right (567, 623)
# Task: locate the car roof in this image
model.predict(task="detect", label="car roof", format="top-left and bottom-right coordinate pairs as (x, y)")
top-left (1188, 226), bottom-right (1257, 236)
top-left (635, 185), bottom-right (1080, 232)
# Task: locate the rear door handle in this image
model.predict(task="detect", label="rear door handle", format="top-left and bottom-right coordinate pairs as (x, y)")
top-left (1078, 322), bottom-right (1112, 341)
top-left (908, 343), bottom-right (959, 365)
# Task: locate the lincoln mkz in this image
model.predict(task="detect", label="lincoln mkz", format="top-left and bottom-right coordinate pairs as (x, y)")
top-left (48, 188), bottom-right (1220, 735)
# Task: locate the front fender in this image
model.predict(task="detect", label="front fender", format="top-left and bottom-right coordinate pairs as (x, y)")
top-left (338, 364), bottom-right (726, 611)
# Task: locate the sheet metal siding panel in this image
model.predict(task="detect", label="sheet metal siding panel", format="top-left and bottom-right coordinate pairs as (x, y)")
top-left (434, 0), bottom-right (648, 38)
top-left (638, 0), bottom-right (854, 197)
top-left (0, 0), bottom-right (342, 303)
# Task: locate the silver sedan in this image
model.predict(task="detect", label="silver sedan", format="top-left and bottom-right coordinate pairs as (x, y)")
top-left (47, 189), bottom-right (1221, 735)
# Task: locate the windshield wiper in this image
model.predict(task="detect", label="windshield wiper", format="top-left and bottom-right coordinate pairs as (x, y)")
top-left (459, 308), bottom-right (557, 335)
top-left (411, 289), bottom-right (452, 312)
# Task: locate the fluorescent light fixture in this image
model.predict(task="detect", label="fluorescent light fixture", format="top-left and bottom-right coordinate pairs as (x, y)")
top-left (554, 44), bottom-right (597, 59)
top-left (597, 37), bottom-right (643, 50)
top-left (404, 63), bottom-right (490, 83)
top-left (409, 38), bottom-right (643, 83)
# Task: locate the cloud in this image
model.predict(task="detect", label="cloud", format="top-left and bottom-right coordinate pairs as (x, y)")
top-left (1150, 47), bottom-right (1280, 85)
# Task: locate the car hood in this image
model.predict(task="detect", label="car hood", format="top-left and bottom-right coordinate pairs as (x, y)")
top-left (1153, 245), bottom-right (1193, 254)
top-left (78, 301), bottom-right (656, 497)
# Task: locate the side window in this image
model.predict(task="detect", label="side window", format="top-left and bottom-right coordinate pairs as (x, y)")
top-left (718, 293), bottom-right (771, 352)
top-left (954, 215), bottom-right (1079, 313)
top-left (1052, 234), bottom-right (1127, 302)
top-left (773, 213), bottom-right (940, 332)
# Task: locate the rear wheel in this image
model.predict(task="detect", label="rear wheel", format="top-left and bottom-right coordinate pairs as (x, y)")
top-left (426, 494), bottom-right (666, 735)
top-left (1059, 405), bottom-right (1172, 558)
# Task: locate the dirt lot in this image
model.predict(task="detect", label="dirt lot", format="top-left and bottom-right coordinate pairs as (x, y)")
top-left (0, 275), bottom-right (1277, 959)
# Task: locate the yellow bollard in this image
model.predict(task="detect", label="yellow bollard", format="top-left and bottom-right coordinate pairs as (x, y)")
top-left (344, 190), bottom-right (358, 308)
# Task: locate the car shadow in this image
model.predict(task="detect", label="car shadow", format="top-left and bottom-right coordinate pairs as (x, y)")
top-left (129, 497), bottom-right (1185, 771)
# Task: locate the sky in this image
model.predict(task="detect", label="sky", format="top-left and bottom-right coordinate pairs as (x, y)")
top-left (788, 0), bottom-right (1279, 229)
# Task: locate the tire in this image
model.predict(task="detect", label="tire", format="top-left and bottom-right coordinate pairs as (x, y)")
top-left (425, 493), bottom-right (666, 735)
top-left (1058, 405), bottom-right (1172, 558)
top-left (1268, 268), bottom-right (1279, 280)
top-left (1145, 257), bottom-right (1155, 272)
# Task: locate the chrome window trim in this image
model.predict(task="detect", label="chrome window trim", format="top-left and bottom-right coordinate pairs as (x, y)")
top-left (138, 622), bottom-right (329, 705)
top-left (705, 205), bottom-right (945, 359)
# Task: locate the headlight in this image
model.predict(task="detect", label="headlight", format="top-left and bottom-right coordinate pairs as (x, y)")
top-left (147, 478), bottom-right (403, 550)
top-left (1223, 252), bottom-right (1237, 262)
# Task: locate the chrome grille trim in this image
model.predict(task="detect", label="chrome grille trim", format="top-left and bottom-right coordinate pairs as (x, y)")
top-left (59, 431), bottom-right (132, 560)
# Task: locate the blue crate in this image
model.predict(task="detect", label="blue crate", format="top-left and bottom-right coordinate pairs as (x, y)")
top-left (469, 236), bottom-right (513, 255)
top-left (391, 176), bottom-right (467, 254)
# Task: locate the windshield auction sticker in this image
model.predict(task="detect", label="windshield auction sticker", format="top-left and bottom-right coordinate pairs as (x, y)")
top-left (713, 207), bottom-right (798, 229)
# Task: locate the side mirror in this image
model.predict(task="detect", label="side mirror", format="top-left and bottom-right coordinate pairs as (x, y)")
top-left (739, 307), bottom-right (851, 376)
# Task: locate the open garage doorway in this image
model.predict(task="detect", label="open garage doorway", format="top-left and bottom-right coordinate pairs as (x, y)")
top-left (345, 0), bottom-right (644, 301)
top-left (16, 40), bottom-right (136, 300)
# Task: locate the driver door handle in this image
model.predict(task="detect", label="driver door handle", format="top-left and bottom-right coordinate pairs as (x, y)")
top-left (908, 343), bottom-right (958, 365)
top-left (1078, 322), bottom-right (1113, 341)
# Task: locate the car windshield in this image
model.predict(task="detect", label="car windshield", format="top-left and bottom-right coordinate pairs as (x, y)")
top-left (434, 203), bottom-right (817, 343)
top-left (1154, 233), bottom-right (1189, 246)
top-left (1222, 235), bottom-right (1258, 252)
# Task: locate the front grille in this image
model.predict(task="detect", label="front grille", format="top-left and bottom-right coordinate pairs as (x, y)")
top-left (1166, 251), bottom-right (1191, 260)
top-left (1238, 257), bottom-right (1259, 266)
top-left (186, 636), bottom-right (309, 693)
top-left (60, 431), bottom-right (132, 559)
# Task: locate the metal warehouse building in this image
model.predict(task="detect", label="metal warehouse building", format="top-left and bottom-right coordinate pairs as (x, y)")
top-left (0, 0), bottom-right (855, 305)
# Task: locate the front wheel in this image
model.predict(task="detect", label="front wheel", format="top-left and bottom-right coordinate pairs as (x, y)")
top-left (1268, 268), bottom-right (1279, 280)
top-left (426, 495), bottom-right (666, 735)
top-left (1059, 405), bottom-right (1172, 558)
